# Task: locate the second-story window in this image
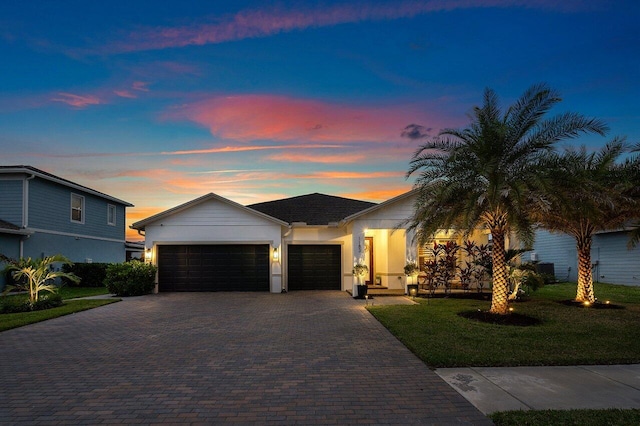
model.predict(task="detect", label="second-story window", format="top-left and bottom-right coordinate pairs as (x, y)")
top-left (71, 194), bottom-right (84, 223)
top-left (107, 204), bottom-right (116, 225)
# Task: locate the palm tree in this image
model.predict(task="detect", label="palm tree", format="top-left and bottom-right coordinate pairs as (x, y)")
top-left (3, 255), bottom-right (80, 304)
top-left (406, 84), bottom-right (607, 314)
top-left (537, 139), bottom-right (638, 303)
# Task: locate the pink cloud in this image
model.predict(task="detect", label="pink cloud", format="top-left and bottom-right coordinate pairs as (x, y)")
top-left (114, 90), bottom-right (137, 99)
top-left (175, 94), bottom-right (442, 143)
top-left (132, 81), bottom-right (150, 92)
top-left (51, 92), bottom-right (103, 108)
top-left (96, 0), bottom-right (591, 54)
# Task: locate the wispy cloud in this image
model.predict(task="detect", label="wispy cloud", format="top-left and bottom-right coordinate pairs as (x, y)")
top-left (88, 0), bottom-right (593, 55)
top-left (266, 152), bottom-right (366, 164)
top-left (174, 94), bottom-right (439, 143)
top-left (50, 92), bottom-right (103, 108)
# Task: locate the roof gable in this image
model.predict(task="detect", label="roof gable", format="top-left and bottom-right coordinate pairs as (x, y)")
top-left (341, 189), bottom-right (417, 224)
top-left (131, 193), bottom-right (289, 230)
top-left (248, 193), bottom-right (377, 225)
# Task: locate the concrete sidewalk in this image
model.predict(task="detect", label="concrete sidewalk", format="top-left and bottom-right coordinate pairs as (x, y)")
top-left (436, 364), bottom-right (640, 414)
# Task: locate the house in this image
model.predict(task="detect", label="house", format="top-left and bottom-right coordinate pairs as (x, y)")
top-left (131, 190), bottom-right (491, 293)
top-left (0, 165), bottom-right (133, 288)
top-left (531, 228), bottom-right (640, 286)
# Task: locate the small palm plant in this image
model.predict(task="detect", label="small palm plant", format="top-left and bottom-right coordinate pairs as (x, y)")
top-left (3, 255), bottom-right (80, 304)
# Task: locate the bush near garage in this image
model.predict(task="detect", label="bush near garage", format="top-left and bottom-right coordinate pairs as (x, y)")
top-left (62, 263), bottom-right (109, 287)
top-left (104, 261), bottom-right (157, 297)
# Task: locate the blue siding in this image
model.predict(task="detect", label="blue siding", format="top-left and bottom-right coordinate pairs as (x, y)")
top-left (28, 178), bottom-right (126, 240)
top-left (532, 229), bottom-right (577, 282)
top-left (592, 232), bottom-right (640, 286)
top-left (0, 234), bottom-right (21, 291)
top-left (533, 229), bottom-right (640, 286)
top-left (23, 233), bottom-right (126, 264)
top-left (0, 179), bottom-right (24, 226)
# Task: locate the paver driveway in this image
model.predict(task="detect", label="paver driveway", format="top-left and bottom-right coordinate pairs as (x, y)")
top-left (0, 292), bottom-right (491, 425)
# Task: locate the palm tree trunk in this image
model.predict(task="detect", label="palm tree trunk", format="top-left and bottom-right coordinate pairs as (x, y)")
top-left (489, 231), bottom-right (510, 314)
top-left (575, 235), bottom-right (595, 303)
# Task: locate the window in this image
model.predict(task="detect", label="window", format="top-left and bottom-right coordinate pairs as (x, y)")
top-left (107, 204), bottom-right (116, 225)
top-left (71, 194), bottom-right (84, 223)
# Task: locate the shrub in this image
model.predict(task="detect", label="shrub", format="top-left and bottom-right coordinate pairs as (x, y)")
top-left (104, 261), bottom-right (157, 297)
top-left (1, 293), bottom-right (63, 314)
top-left (62, 263), bottom-right (109, 287)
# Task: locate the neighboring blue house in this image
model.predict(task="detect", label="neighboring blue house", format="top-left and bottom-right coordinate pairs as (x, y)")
top-left (532, 228), bottom-right (640, 286)
top-left (0, 165), bottom-right (133, 289)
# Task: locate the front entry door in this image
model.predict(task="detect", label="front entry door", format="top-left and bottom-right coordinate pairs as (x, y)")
top-left (365, 237), bottom-right (374, 285)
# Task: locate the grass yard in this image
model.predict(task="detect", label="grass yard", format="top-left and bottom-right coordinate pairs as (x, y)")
top-left (368, 282), bottom-right (640, 368)
top-left (57, 286), bottom-right (110, 299)
top-left (0, 286), bottom-right (117, 332)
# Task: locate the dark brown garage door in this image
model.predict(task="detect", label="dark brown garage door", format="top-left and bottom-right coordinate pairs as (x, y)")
top-left (287, 245), bottom-right (341, 290)
top-left (157, 245), bottom-right (270, 292)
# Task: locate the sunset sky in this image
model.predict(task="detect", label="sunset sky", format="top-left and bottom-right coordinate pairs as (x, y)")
top-left (1, 0), bottom-right (638, 241)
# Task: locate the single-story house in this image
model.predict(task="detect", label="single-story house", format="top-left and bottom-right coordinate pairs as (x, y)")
top-left (131, 190), bottom-right (492, 293)
top-left (531, 228), bottom-right (640, 286)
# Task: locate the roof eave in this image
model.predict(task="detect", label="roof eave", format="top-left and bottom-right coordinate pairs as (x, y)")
top-left (0, 166), bottom-right (134, 207)
top-left (131, 192), bottom-right (289, 230)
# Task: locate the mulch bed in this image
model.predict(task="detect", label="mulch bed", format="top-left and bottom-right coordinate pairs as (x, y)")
top-left (559, 299), bottom-right (625, 309)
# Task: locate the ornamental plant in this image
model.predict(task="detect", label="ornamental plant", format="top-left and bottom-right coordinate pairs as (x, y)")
top-left (2, 254), bottom-right (80, 305)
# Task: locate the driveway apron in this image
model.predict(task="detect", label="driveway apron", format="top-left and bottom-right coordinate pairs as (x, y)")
top-left (0, 292), bottom-right (490, 425)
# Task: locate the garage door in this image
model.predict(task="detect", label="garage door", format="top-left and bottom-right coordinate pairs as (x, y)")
top-left (157, 245), bottom-right (270, 292)
top-left (287, 245), bottom-right (341, 290)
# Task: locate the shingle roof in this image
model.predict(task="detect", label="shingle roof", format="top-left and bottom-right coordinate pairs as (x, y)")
top-left (0, 219), bottom-right (20, 231)
top-left (248, 193), bottom-right (377, 225)
top-left (0, 165), bottom-right (133, 207)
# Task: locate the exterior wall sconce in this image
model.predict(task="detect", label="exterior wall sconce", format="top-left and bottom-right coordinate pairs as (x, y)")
top-left (273, 247), bottom-right (279, 262)
top-left (144, 248), bottom-right (152, 262)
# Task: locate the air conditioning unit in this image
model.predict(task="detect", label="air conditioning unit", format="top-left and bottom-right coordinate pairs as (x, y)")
top-left (530, 252), bottom-right (538, 262)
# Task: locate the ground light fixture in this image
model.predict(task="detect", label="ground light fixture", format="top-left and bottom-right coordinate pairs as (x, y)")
top-left (409, 286), bottom-right (418, 298)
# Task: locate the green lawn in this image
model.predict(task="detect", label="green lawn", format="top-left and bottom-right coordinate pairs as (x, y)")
top-left (368, 282), bottom-right (640, 368)
top-left (0, 287), bottom-right (117, 332)
top-left (369, 282), bottom-right (640, 424)
top-left (57, 286), bottom-right (110, 299)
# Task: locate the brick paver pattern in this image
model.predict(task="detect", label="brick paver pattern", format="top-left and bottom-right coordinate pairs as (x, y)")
top-left (0, 292), bottom-right (491, 425)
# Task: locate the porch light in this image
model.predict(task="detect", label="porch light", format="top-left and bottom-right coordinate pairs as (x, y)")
top-left (144, 248), bottom-right (152, 261)
top-left (273, 247), bottom-right (279, 262)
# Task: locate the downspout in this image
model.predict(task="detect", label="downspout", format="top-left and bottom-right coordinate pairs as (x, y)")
top-left (20, 174), bottom-right (35, 258)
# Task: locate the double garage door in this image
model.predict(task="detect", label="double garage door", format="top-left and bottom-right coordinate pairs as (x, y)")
top-left (157, 244), bottom-right (342, 292)
top-left (158, 245), bottom-right (270, 292)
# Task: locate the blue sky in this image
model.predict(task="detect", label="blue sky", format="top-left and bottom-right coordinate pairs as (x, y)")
top-left (1, 0), bottom-right (638, 239)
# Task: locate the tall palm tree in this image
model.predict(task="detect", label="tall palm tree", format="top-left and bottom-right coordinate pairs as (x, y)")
top-left (537, 139), bottom-right (638, 303)
top-left (406, 84), bottom-right (608, 314)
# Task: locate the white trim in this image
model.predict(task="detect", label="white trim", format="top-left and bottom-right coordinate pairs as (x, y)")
top-left (131, 192), bottom-right (288, 230)
top-left (71, 193), bottom-right (85, 224)
top-left (107, 204), bottom-right (116, 226)
top-left (27, 227), bottom-right (126, 243)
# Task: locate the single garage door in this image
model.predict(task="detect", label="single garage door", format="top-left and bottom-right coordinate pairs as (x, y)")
top-left (287, 245), bottom-right (341, 290)
top-left (157, 245), bottom-right (270, 292)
